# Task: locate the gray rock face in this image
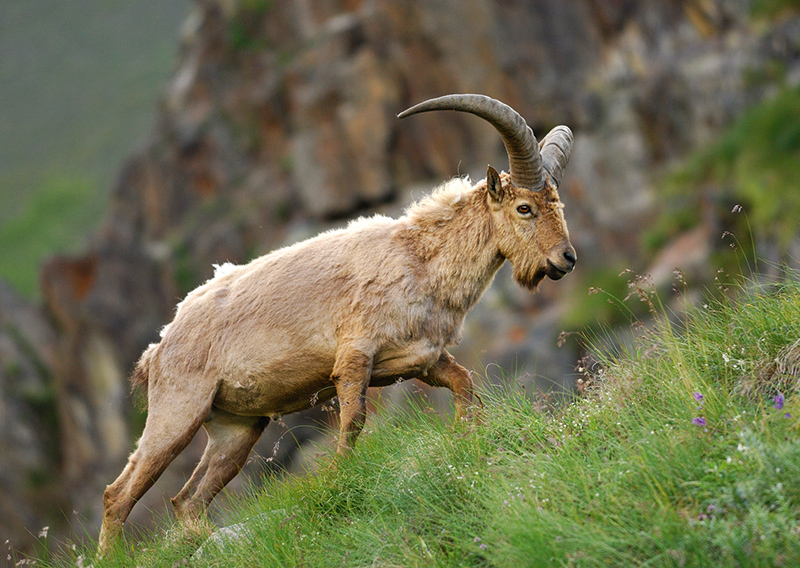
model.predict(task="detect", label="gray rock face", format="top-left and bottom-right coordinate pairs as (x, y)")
top-left (0, 282), bottom-right (62, 552)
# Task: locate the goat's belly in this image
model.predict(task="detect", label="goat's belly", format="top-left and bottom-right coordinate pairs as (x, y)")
top-left (371, 341), bottom-right (442, 383)
top-left (210, 340), bottom-right (442, 415)
top-left (212, 352), bottom-right (337, 417)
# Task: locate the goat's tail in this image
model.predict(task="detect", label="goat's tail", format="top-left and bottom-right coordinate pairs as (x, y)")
top-left (130, 343), bottom-right (157, 409)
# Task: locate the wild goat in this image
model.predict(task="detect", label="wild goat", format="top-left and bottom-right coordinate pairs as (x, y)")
top-left (98, 94), bottom-right (576, 553)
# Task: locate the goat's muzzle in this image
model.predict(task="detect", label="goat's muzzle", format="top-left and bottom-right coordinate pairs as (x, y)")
top-left (546, 245), bottom-right (576, 280)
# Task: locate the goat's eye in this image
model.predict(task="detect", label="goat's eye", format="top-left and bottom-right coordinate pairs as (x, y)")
top-left (517, 204), bottom-right (532, 215)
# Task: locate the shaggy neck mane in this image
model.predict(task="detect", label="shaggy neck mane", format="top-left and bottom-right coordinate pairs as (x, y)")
top-left (400, 177), bottom-right (504, 312)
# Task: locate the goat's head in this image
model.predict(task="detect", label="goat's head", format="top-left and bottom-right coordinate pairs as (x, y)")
top-left (398, 94), bottom-right (576, 289)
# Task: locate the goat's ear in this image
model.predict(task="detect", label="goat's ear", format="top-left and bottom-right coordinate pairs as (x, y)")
top-left (486, 165), bottom-right (503, 202)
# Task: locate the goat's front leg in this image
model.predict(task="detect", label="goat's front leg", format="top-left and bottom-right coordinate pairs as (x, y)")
top-left (332, 348), bottom-right (373, 455)
top-left (418, 350), bottom-right (481, 419)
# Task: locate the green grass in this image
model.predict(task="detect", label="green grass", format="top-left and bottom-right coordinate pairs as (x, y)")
top-left (37, 275), bottom-right (800, 567)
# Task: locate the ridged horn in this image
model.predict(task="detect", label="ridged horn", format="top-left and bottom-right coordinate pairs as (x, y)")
top-left (540, 125), bottom-right (573, 188)
top-left (398, 94), bottom-right (545, 191)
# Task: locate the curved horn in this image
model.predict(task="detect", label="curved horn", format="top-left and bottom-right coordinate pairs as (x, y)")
top-left (398, 94), bottom-right (545, 191)
top-left (539, 125), bottom-right (573, 188)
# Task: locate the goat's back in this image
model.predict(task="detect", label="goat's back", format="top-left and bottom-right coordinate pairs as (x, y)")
top-left (146, 215), bottom-right (428, 413)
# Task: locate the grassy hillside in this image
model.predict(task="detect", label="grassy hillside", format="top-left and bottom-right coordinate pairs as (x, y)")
top-left (36, 274), bottom-right (800, 567)
top-left (0, 0), bottom-right (189, 297)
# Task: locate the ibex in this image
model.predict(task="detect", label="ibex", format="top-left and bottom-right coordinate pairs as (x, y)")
top-left (98, 94), bottom-right (576, 553)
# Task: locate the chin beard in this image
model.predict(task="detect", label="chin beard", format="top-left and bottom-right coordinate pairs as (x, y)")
top-left (512, 258), bottom-right (568, 290)
top-left (512, 262), bottom-right (546, 290)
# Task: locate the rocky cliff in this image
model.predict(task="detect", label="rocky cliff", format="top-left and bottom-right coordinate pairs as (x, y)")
top-left (3, 0), bottom-right (799, 558)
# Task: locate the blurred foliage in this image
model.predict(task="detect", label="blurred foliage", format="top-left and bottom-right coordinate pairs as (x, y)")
top-left (648, 84), bottom-right (800, 254)
top-left (574, 86), bottom-right (800, 332)
top-left (229, 0), bottom-right (274, 51)
top-left (0, 0), bottom-right (190, 297)
top-left (0, 175), bottom-right (102, 297)
top-left (562, 264), bottom-right (635, 332)
top-left (751, 0), bottom-right (800, 19)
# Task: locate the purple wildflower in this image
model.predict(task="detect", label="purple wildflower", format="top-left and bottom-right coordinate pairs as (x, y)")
top-left (774, 393), bottom-right (785, 410)
top-left (692, 417), bottom-right (706, 426)
top-left (479, 543), bottom-right (488, 551)
top-left (693, 392), bottom-right (704, 402)
top-left (473, 537), bottom-right (481, 543)
top-left (785, 413), bottom-right (791, 419)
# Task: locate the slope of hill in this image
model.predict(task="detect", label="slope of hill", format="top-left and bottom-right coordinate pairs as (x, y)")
top-left (46, 275), bottom-right (800, 567)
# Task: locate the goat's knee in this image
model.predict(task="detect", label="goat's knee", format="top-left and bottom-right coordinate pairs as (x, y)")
top-left (421, 351), bottom-right (480, 419)
top-left (332, 348), bottom-right (373, 454)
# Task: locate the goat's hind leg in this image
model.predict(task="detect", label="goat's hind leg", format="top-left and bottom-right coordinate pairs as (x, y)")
top-left (98, 385), bottom-right (215, 555)
top-left (171, 409), bottom-right (268, 530)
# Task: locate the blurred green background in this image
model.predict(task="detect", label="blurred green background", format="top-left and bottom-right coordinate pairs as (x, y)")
top-left (0, 0), bottom-right (190, 297)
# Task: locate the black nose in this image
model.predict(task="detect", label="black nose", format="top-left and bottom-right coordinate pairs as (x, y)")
top-left (563, 249), bottom-right (576, 269)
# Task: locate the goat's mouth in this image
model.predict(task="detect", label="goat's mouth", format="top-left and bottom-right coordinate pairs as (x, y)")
top-left (545, 261), bottom-right (569, 280)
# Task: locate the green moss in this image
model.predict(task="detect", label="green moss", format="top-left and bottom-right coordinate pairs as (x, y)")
top-left (6, 324), bottom-right (53, 383)
top-left (272, 199), bottom-right (292, 222)
top-left (4, 360), bottom-right (22, 380)
top-left (279, 153), bottom-right (293, 174)
top-left (642, 193), bottom-right (702, 255)
top-left (240, 0), bottom-right (274, 13)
